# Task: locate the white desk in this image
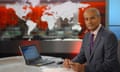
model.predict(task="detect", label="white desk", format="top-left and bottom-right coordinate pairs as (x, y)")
top-left (0, 56), bottom-right (75, 72)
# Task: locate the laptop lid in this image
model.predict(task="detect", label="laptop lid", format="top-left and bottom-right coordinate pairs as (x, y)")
top-left (19, 45), bottom-right (42, 65)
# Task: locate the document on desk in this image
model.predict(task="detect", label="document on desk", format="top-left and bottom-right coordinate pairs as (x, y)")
top-left (42, 67), bottom-right (75, 72)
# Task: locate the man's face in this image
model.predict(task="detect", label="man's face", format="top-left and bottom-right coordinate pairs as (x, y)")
top-left (84, 11), bottom-right (101, 31)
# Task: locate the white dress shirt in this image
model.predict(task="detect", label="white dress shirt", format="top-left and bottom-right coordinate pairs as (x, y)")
top-left (91, 24), bottom-right (102, 41)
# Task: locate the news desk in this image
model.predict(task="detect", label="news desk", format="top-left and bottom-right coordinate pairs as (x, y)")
top-left (0, 56), bottom-right (75, 72)
top-left (40, 39), bottom-right (82, 53)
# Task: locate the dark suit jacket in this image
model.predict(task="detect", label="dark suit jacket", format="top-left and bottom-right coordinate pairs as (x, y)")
top-left (72, 26), bottom-right (120, 72)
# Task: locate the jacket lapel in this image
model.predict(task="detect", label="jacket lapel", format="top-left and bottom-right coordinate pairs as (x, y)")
top-left (86, 33), bottom-right (91, 60)
top-left (89, 26), bottom-right (104, 62)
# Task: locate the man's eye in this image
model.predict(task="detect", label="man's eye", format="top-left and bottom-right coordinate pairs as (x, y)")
top-left (85, 18), bottom-right (88, 21)
top-left (91, 17), bottom-right (95, 19)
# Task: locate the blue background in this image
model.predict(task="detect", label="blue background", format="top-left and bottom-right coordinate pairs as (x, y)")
top-left (109, 0), bottom-right (120, 39)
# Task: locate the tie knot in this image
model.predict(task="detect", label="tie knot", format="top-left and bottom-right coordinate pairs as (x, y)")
top-left (91, 33), bottom-right (94, 37)
top-left (90, 33), bottom-right (94, 37)
top-left (90, 33), bottom-right (94, 41)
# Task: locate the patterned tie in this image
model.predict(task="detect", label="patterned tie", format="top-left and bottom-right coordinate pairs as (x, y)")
top-left (90, 33), bottom-right (94, 54)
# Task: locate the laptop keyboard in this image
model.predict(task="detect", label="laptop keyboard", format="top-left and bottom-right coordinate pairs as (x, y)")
top-left (33, 58), bottom-right (54, 65)
top-left (36, 58), bottom-right (48, 63)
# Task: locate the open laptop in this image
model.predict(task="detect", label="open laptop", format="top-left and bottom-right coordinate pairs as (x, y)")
top-left (19, 45), bottom-right (55, 66)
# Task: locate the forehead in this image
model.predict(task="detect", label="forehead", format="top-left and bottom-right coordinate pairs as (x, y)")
top-left (84, 11), bottom-right (97, 18)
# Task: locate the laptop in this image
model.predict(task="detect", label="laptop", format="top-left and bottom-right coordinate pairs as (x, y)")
top-left (19, 45), bottom-right (55, 66)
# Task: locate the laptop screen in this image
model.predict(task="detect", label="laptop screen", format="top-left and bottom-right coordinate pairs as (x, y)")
top-left (21, 45), bottom-right (40, 60)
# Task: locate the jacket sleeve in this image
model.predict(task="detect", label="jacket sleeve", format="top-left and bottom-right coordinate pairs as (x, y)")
top-left (72, 34), bottom-right (88, 64)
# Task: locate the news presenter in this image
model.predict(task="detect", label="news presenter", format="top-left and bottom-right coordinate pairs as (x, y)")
top-left (63, 8), bottom-right (120, 72)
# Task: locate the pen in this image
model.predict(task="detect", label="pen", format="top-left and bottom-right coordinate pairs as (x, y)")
top-left (57, 61), bottom-right (63, 64)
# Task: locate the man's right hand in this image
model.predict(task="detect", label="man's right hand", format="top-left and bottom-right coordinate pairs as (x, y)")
top-left (63, 58), bottom-right (84, 72)
top-left (63, 58), bottom-right (71, 68)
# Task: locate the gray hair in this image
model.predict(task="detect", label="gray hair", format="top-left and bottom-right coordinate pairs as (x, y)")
top-left (84, 7), bottom-right (101, 16)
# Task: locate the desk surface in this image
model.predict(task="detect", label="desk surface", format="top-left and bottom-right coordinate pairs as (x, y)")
top-left (0, 56), bottom-right (75, 72)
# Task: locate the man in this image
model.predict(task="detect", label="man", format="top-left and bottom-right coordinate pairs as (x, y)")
top-left (63, 8), bottom-right (120, 72)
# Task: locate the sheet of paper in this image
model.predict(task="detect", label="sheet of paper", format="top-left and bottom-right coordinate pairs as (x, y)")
top-left (42, 67), bottom-right (75, 72)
